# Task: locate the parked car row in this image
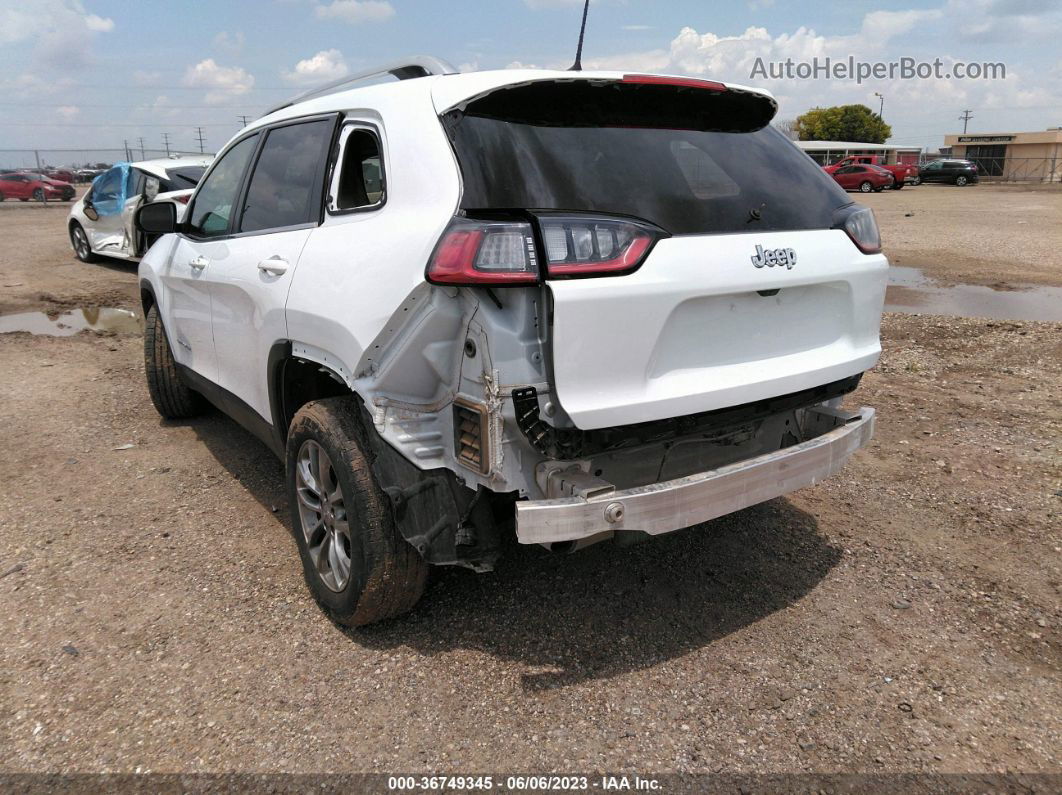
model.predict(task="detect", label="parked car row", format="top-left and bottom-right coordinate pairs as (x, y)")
top-left (824, 157), bottom-right (980, 193)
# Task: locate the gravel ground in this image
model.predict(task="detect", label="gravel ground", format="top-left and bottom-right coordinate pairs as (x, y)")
top-left (0, 189), bottom-right (1059, 776)
top-left (861, 183), bottom-right (1062, 287)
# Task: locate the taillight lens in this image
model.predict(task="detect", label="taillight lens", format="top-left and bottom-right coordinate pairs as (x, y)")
top-left (537, 215), bottom-right (661, 278)
top-left (173, 194), bottom-right (191, 205)
top-left (842, 206), bottom-right (882, 254)
top-left (426, 218), bottom-right (538, 285)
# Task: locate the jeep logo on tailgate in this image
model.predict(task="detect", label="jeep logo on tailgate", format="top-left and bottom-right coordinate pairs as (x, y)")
top-left (751, 244), bottom-right (796, 270)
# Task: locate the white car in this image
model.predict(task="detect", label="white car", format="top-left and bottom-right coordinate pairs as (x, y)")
top-left (135, 58), bottom-right (887, 625)
top-left (67, 155), bottom-right (212, 263)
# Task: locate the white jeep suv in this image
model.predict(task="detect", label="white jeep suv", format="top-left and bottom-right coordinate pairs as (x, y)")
top-left (135, 57), bottom-right (887, 626)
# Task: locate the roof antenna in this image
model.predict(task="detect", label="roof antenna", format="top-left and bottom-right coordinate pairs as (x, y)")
top-left (569, 0), bottom-right (590, 71)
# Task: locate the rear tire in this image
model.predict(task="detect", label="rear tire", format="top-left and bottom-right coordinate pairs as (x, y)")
top-left (286, 397), bottom-right (429, 626)
top-left (955, 175), bottom-right (969, 186)
top-left (859, 181), bottom-right (873, 193)
top-left (144, 304), bottom-right (205, 420)
top-left (32, 188), bottom-right (45, 202)
top-left (911, 176), bottom-right (921, 186)
top-left (0, 191), bottom-right (5, 201)
top-left (892, 182), bottom-right (904, 190)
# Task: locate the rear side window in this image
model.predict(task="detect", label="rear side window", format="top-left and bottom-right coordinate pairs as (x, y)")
top-left (328, 125), bottom-right (385, 212)
top-left (240, 119), bottom-right (333, 233)
top-left (162, 166), bottom-right (206, 192)
top-left (447, 84), bottom-right (850, 235)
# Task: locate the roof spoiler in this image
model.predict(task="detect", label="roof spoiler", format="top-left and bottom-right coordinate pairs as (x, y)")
top-left (262, 55), bottom-right (457, 117)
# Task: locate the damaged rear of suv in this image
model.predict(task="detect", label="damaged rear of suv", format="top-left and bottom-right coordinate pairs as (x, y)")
top-left (136, 59), bottom-right (887, 625)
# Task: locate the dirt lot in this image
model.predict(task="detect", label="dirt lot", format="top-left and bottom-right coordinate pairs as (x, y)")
top-left (0, 187), bottom-right (1059, 775)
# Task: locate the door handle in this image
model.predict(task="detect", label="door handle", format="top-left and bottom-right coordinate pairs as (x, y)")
top-left (189, 255), bottom-right (209, 270)
top-left (257, 256), bottom-right (289, 276)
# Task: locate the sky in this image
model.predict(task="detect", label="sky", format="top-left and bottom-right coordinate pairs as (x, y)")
top-left (1, 0), bottom-right (1060, 163)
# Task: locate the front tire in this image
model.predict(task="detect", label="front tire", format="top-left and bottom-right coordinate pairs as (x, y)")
top-left (69, 222), bottom-right (99, 263)
top-left (955, 175), bottom-right (969, 186)
top-left (287, 398), bottom-right (429, 626)
top-left (892, 182), bottom-right (904, 190)
top-left (859, 181), bottom-right (873, 193)
top-left (32, 188), bottom-right (45, 202)
top-left (144, 304), bottom-right (205, 419)
top-left (911, 176), bottom-right (921, 186)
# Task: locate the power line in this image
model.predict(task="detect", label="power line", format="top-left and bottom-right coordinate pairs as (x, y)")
top-left (959, 109), bottom-right (974, 134)
top-left (194, 126), bottom-right (207, 154)
top-left (237, 115), bottom-right (251, 127)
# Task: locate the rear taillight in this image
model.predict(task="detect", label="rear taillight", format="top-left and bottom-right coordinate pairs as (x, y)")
top-left (841, 206), bottom-right (882, 254)
top-left (537, 215), bottom-right (662, 278)
top-left (426, 218), bottom-right (537, 285)
top-left (426, 214), bottom-right (665, 285)
top-left (622, 74), bottom-right (727, 92)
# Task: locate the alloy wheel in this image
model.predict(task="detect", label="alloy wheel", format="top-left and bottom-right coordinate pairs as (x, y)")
top-left (72, 226), bottom-right (90, 259)
top-left (294, 439), bottom-right (352, 592)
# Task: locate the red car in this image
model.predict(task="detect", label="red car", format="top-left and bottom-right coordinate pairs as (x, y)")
top-left (0, 171), bottom-right (76, 202)
top-left (44, 168), bottom-right (77, 184)
top-left (826, 163), bottom-right (894, 193)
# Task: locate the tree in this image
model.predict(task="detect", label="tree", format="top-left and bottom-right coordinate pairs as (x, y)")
top-left (794, 104), bottom-right (892, 144)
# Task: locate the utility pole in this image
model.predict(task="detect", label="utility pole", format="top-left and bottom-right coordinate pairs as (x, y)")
top-left (959, 109), bottom-right (974, 134)
top-left (194, 126), bottom-right (207, 154)
top-left (162, 132), bottom-right (171, 157)
top-left (123, 139), bottom-right (131, 160)
top-left (874, 92), bottom-right (885, 119)
top-left (237, 115), bottom-right (251, 127)
top-left (137, 136), bottom-right (146, 160)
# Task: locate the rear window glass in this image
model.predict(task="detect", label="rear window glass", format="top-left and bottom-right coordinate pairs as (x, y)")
top-left (163, 166), bottom-right (206, 190)
top-left (448, 110), bottom-right (851, 235)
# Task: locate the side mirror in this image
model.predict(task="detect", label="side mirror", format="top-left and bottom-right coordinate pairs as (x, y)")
top-left (144, 176), bottom-right (160, 201)
top-left (136, 201), bottom-right (177, 235)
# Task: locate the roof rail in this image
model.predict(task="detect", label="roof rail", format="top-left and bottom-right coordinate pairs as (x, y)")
top-left (262, 55), bottom-right (458, 116)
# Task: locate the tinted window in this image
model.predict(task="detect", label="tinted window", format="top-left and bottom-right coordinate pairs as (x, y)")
top-left (330, 126), bottom-right (384, 211)
top-left (126, 168), bottom-right (144, 199)
top-left (187, 134), bottom-right (258, 238)
top-left (240, 119), bottom-right (332, 232)
top-left (450, 116), bottom-right (850, 235)
top-left (162, 166), bottom-right (206, 191)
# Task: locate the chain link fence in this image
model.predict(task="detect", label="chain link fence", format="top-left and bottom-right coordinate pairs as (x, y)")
top-left (0, 148), bottom-right (214, 182)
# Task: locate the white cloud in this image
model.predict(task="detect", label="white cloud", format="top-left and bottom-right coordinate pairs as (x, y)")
top-left (55, 105), bottom-right (79, 120)
top-left (315, 0), bottom-right (395, 24)
top-left (282, 49), bottom-right (349, 85)
top-left (183, 58), bottom-right (256, 104)
top-left (0, 0), bottom-right (114, 43)
top-left (622, 24), bottom-right (654, 31)
top-left (525, 0), bottom-right (586, 6)
top-left (213, 30), bottom-right (246, 55)
top-left (84, 14), bottom-right (114, 32)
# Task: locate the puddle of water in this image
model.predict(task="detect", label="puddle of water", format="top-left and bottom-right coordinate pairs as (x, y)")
top-left (0, 307), bottom-right (142, 336)
top-left (886, 266), bottom-right (1062, 323)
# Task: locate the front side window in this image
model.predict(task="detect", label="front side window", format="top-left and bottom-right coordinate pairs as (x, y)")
top-left (186, 134), bottom-right (258, 238)
top-left (329, 125), bottom-right (385, 212)
top-left (240, 119), bottom-right (332, 233)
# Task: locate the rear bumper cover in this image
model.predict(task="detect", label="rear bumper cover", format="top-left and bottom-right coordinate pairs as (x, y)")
top-left (515, 405), bottom-right (875, 544)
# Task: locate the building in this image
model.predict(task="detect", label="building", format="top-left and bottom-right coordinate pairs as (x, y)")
top-left (795, 140), bottom-right (923, 166)
top-left (943, 128), bottom-right (1062, 182)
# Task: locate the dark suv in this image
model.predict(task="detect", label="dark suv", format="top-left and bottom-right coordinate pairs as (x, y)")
top-left (917, 159), bottom-right (979, 186)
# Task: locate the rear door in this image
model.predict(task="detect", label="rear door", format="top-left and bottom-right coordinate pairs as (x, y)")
top-left (443, 78), bottom-right (886, 429)
top-left (208, 116), bottom-right (335, 421)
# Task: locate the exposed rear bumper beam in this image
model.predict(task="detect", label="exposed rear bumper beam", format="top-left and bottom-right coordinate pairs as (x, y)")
top-left (515, 406), bottom-right (875, 544)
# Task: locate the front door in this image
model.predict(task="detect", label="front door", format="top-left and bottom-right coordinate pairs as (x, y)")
top-left (162, 133), bottom-right (261, 383)
top-left (85, 166), bottom-right (128, 254)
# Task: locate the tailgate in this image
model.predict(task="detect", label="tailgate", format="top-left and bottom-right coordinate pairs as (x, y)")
top-left (549, 229), bottom-right (887, 429)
